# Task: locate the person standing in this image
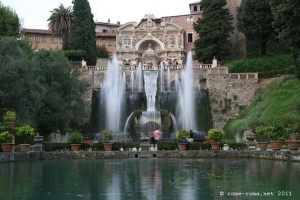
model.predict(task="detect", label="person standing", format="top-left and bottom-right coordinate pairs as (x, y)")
top-left (153, 129), bottom-right (161, 148)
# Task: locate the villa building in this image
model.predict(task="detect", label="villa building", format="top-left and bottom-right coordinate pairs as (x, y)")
top-left (22, 1), bottom-right (245, 62)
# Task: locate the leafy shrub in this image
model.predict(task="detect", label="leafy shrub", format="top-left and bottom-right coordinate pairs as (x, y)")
top-left (44, 143), bottom-right (70, 151)
top-left (63, 50), bottom-right (87, 61)
top-left (15, 124), bottom-right (35, 137)
top-left (157, 141), bottom-right (177, 150)
top-left (227, 142), bottom-right (247, 150)
top-left (207, 129), bottom-right (224, 142)
top-left (225, 55), bottom-right (294, 78)
top-left (0, 131), bottom-right (13, 143)
top-left (68, 131), bottom-right (83, 144)
top-left (176, 129), bottom-right (189, 142)
top-left (3, 111), bottom-right (17, 122)
top-left (102, 130), bottom-right (113, 143)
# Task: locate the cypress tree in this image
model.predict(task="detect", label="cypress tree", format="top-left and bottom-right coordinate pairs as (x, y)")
top-left (68, 0), bottom-right (96, 65)
top-left (193, 0), bottom-right (234, 63)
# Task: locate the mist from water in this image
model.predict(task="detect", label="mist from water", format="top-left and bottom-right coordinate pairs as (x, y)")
top-left (177, 51), bottom-right (197, 130)
top-left (102, 54), bottom-right (125, 132)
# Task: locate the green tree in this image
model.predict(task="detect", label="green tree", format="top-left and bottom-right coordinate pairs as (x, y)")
top-left (47, 3), bottom-right (73, 50)
top-left (269, 0), bottom-right (300, 79)
top-left (68, 0), bottom-right (97, 65)
top-left (193, 0), bottom-right (234, 63)
top-left (0, 37), bottom-right (38, 120)
top-left (96, 46), bottom-right (109, 58)
top-left (0, 37), bottom-right (89, 134)
top-left (0, 2), bottom-right (21, 37)
top-left (31, 50), bottom-right (89, 134)
top-left (237, 0), bottom-right (274, 56)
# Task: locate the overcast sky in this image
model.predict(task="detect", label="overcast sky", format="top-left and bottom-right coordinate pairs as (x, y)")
top-left (1, 0), bottom-right (196, 29)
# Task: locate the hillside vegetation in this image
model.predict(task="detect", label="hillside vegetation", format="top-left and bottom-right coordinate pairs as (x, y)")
top-left (225, 55), bottom-right (295, 79)
top-left (224, 77), bottom-right (300, 136)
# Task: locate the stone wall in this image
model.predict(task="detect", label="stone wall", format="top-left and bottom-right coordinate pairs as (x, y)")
top-left (1, 151), bottom-right (300, 163)
top-left (206, 67), bottom-right (259, 129)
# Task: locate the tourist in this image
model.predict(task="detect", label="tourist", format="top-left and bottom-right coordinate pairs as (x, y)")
top-left (153, 129), bottom-right (161, 148)
top-left (188, 130), bottom-right (194, 143)
top-left (149, 129), bottom-right (155, 148)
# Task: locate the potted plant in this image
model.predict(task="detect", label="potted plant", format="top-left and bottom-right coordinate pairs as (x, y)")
top-left (176, 129), bottom-right (189, 150)
top-left (285, 124), bottom-right (299, 141)
top-left (68, 131), bottom-right (83, 151)
top-left (15, 124), bottom-right (35, 152)
top-left (207, 128), bottom-right (224, 151)
top-left (285, 124), bottom-right (300, 150)
top-left (267, 124), bottom-right (286, 151)
top-left (102, 129), bottom-right (113, 151)
top-left (254, 126), bottom-right (271, 150)
top-left (0, 131), bottom-right (14, 152)
top-left (3, 111), bottom-right (17, 128)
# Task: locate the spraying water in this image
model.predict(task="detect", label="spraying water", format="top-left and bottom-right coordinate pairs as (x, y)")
top-left (160, 62), bottom-right (164, 92)
top-left (167, 67), bottom-right (171, 91)
top-left (144, 71), bottom-right (158, 111)
top-left (102, 54), bottom-right (125, 132)
top-left (175, 73), bottom-right (179, 91)
top-left (177, 52), bottom-right (196, 130)
top-left (130, 71), bottom-right (134, 92)
top-left (137, 62), bottom-right (143, 92)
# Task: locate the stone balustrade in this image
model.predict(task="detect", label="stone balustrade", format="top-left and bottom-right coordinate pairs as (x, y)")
top-left (85, 64), bottom-right (213, 71)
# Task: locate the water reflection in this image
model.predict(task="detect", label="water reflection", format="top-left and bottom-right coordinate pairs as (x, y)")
top-left (0, 159), bottom-right (299, 200)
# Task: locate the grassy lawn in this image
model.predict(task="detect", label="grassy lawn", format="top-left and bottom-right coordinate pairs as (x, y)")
top-left (224, 77), bottom-right (300, 136)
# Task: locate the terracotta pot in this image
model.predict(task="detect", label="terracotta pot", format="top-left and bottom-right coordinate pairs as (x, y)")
top-left (270, 141), bottom-right (283, 151)
top-left (290, 133), bottom-right (298, 141)
top-left (257, 142), bottom-right (269, 150)
top-left (70, 144), bottom-right (81, 151)
top-left (211, 142), bottom-right (221, 151)
top-left (1, 143), bottom-right (14, 152)
top-left (103, 143), bottom-right (113, 151)
top-left (19, 144), bottom-right (30, 152)
top-left (287, 140), bottom-right (300, 151)
top-left (177, 143), bottom-right (187, 151)
top-left (6, 121), bottom-right (16, 128)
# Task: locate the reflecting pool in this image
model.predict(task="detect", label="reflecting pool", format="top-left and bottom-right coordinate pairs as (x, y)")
top-left (0, 158), bottom-right (299, 200)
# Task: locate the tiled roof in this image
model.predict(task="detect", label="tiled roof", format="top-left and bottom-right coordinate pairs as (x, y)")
top-left (23, 29), bottom-right (51, 34)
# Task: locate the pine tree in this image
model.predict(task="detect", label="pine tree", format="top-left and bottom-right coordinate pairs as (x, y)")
top-left (270, 0), bottom-right (300, 79)
top-left (0, 2), bottom-right (21, 37)
top-left (193, 0), bottom-right (233, 63)
top-left (237, 0), bottom-right (274, 56)
top-left (68, 0), bottom-right (96, 65)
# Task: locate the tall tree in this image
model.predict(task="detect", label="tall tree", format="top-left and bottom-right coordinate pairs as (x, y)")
top-left (0, 2), bottom-right (21, 37)
top-left (193, 0), bottom-right (234, 63)
top-left (269, 0), bottom-right (300, 79)
top-left (237, 0), bottom-right (274, 56)
top-left (47, 3), bottom-right (73, 50)
top-left (68, 0), bottom-right (97, 65)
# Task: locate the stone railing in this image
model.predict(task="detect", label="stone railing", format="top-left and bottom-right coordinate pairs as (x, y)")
top-left (230, 73), bottom-right (258, 80)
top-left (85, 64), bottom-right (213, 71)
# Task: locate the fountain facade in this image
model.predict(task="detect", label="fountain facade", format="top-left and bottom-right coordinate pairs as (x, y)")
top-left (93, 51), bottom-right (209, 140)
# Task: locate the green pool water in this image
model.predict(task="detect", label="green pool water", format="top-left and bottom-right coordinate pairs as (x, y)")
top-left (0, 158), bottom-right (299, 200)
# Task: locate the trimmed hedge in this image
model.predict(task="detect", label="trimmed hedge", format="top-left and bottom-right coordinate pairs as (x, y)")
top-left (63, 50), bottom-right (87, 61)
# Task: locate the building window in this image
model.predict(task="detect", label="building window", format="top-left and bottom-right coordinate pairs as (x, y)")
top-left (108, 39), bottom-right (112, 46)
top-left (53, 37), bottom-right (58, 44)
top-left (162, 17), bottom-right (172, 22)
top-left (102, 39), bottom-right (107, 46)
top-left (102, 29), bottom-right (108, 33)
top-left (186, 16), bottom-right (193, 22)
top-left (194, 6), bottom-right (198, 12)
top-left (42, 36), bottom-right (47, 43)
top-left (187, 33), bottom-right (193, 43)
top-left (28, 36), bottom-right (33, 42)
top-left (35, 36), bottom-right (40, 43)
